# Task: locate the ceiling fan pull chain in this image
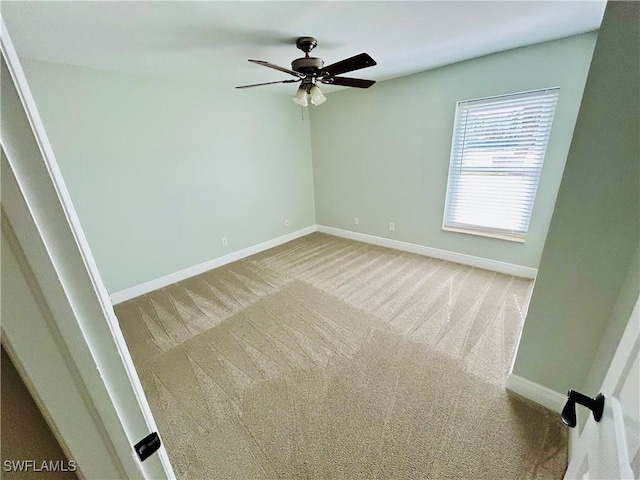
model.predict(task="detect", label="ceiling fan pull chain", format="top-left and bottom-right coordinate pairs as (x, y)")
top-left (301, 105), bottom-right (304, 121)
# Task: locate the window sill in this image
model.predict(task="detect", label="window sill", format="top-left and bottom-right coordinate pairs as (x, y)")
top-left (442, 226), bottom-right (526, 243)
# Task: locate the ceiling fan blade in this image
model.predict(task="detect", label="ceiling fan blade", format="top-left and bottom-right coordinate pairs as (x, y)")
top-left (248, 59), bottom-right (304, 78)
top-left (322, 77), bottom-right (376, 89)
top-left (235, 79), bottom-right (300, 89)
top-left (323, 53), bottom-right (377, 77)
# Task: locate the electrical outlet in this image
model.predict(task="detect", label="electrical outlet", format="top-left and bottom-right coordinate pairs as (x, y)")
top-left (221, 237), bottom-right (228, 246)
top-left (285, 219), bottom-right (290, 227)
top-left (388, 222), bottom-right (395, 232)
top-left (354, 217), bottom-right (359, 226)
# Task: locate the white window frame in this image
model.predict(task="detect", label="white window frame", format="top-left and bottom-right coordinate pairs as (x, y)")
top-left (442, 88), bottom-right (560, 242)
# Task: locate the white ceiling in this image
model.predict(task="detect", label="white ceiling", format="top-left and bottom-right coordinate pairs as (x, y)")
top-left (2, 1), bottom-right (606, 94)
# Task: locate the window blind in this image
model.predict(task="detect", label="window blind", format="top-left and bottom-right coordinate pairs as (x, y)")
top-left (443, 88), bottom-right (560, 240)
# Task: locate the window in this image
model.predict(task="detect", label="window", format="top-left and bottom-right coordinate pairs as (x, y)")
top-left (443, 88), bottom-right (560, 242)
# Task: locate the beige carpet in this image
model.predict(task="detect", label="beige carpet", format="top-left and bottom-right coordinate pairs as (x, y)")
top-left (115, 233), bottom-right (567, 479)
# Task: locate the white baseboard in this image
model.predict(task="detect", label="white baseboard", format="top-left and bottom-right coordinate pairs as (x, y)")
top-left (110, 225), bottom-right (317, 304)
top-left (506, 373), bottom-right (566, 413)
top-left (111, 224), bottom-right (537, 304)
top-left (316, 225), bottom-right (537, 279)
top-left (506, 374), bottom-right (580, 456)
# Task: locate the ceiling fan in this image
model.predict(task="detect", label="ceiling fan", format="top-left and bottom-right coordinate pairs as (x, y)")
top-left (236, 36), bottom-right (377, 106)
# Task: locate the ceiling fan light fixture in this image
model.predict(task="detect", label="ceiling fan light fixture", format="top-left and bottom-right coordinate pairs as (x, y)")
top-left (309, 85), bottom-right (326, 106)
top-left (292, 86), bottom-right (308, 106)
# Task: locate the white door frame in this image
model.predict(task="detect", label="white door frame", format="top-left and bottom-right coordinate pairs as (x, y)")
top-left (564, 297), bottom-right (639, 479)
top-left (1, 17), bottom-right (174, 479)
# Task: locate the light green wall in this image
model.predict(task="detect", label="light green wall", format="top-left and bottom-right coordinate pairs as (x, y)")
top-left (584, 245), bottom-right (639, 396)
top-left (21, 60), bottom-right (316, 293)
top-left (310, 33), bottom-right (597, 268)
top-left (21, 33), bottom-right (599, 299)
top-left (512, 1), bottom-right (639, 394)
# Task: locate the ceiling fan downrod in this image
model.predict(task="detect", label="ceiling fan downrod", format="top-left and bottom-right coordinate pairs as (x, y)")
top-left (292, 37), bottom-right (324, 76)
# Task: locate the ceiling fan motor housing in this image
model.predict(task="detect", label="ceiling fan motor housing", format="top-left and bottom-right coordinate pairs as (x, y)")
top-left (291, 57), bottom-right (324, 76)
